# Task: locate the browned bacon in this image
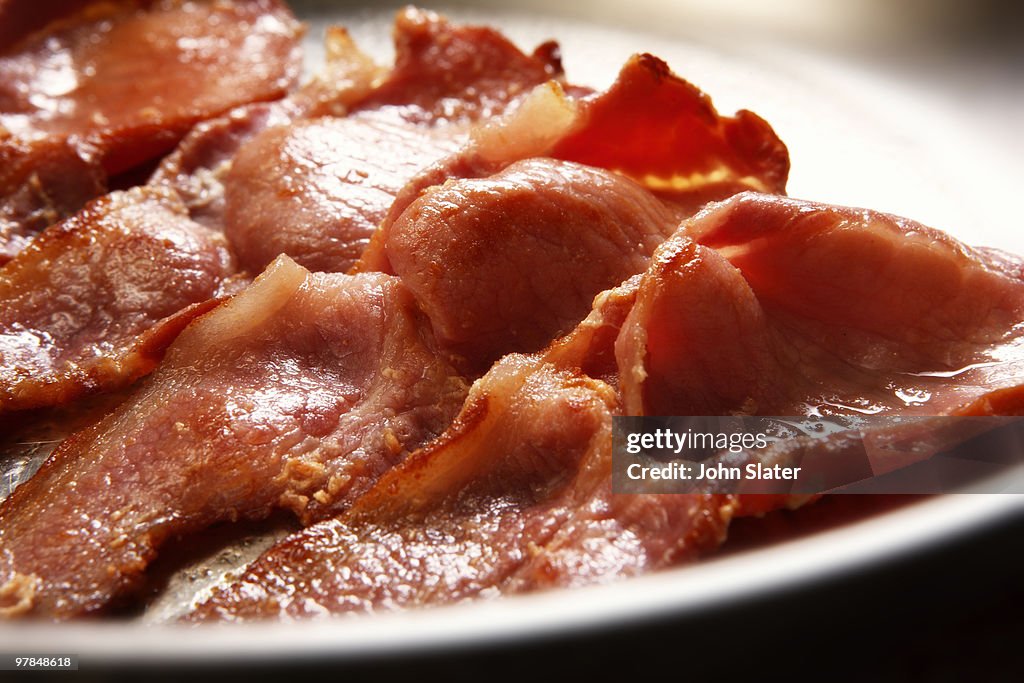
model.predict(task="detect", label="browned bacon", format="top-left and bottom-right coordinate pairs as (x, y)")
top-left (186, 192), bottom-right (1024, 621)
top-left (223, 7), bottom-right (562, 274)
top-left (0, 138), bottom-right (105, 262)
top-left (617, 193), bottom-right (1024, 418)
top-left (6, 4), bottom-right (1014, 626)
top-left (0, 256), bottom-right (466, 618)
top-left (149, 25), bottom-right (385, 231)
top-left (353, 52), bottom-right (792, 371)
top-left (549, 54), bottom-right (790, 214)
top-left (184, 355), bottom-right (621, 620)
top-left (185, 351), bottom-right (768, 622)
top-left (147, 103), bottom-right (288, 233)
top-left (0, 186), bottom-right (233, 413)
top-left (0, 0), bottom-right (302, 261)
top-left (347, 9), bottom-right (561, 126)
top-left (357, 52), bottom-right (790, 275)
top-left (224, 116), bottom-right (465, 273)
top-left (383, 157), bottom-right (676, 372)
top-left (183, 280), bottom-right (793, 622)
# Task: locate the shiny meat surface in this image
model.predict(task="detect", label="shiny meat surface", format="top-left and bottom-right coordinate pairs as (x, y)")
top-left (348, 7), bottom-right (561, 126)
top-left (384, 158), bottom-right (676, 372)
top-left (187, 347), bottom-right (781, 621)
top-left (185, 284), bottom-right (796, 622)
top-left (357, 53), bottom-right (790, 272)
top-left (0, 4), bottom-right (1018, 625)
top-left (0, 0), bottom-right (302, 260)
top-left (550, 54), bottom-right (790, 213)
top-left (0, 186), bottom-right (233, 413)
top-left (185, 191), bottom-right (1024, 621)
top-left (147, 103), bottom-right (286, 232)
top-left (617, 193), bottom-right (1024, 417)
top-left (0, 0), bottom-right (302, 168)
top-left (150, 25), bottom-right (384, 231)
top-left (223, 7), bottom-right (562, 273)
top-left (224, 115), bottom-right (463, 273)
top-left (0, 257), bottom-right (466, 618)
top-left (185, 355), bottom-right (626, 620)
top-left (0, 137), bottom-right (106, 262)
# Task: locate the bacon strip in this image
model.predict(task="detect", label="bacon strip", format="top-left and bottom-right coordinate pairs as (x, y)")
top-left (0, 0), bottom-right (308, 409)
top-left (549, 54), bottom-right (790, 212)
top-left (222, 7), bottom-right (562, 274)
top-left (0, 186), bottom-right (233, 413)
top-left (5, 7), bottom-right (1014, 626)
top-left (353, 53), bottom-right (791, 371)
top-left (617, 193), bottom-right (1024, 417)
top-left (0, 22), bottom-right (381, 414)
top-left (2, 7), bottom-right (562, 408)
top-left (0, 256), bottom-right (466, 618)
top-left (185, 355), bottom-right (635, 621)
top-left (346, 9), bottom-right (561, 126)
top-left (357, 53), bottom-right (789, 274)
top-left (382, 158), bottom-right (675, 373)
top-left (178, 83), bottom-right (797, 618)
top-left (185, 341), bottom-right (782, 622)
top-left (149, 25), bottom-right (385, 232)
top-left (0, 0), bottom-right (303, 261)
top-left (224, 115), bottom-right (465, 273)
top-left (0, 138), bottom-right (106, 261)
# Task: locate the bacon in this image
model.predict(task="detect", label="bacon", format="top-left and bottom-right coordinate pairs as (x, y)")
top-left (0, 186), bottom-right (233, 413)
top-left (149, 25), bottom-right (384, 231)
top-left (184, 280), bottom-right (792, 622)
top-left (617, 193), bottom-right (1024, 417)
top-left (222, 7), bottom-right (562, 274)
top-left (352, 54), bottom-right (791, 371)
top-left (0, 0), bottom-right (303, 261)
top-left (347, 8), bottom-right (561, 126)
top-left (382, 157), bottom-right (676, 373)
top-left (5, 6), bottom-right (1015, 626)
top-left (0, 256), bottom-right (466, 618)
top-left (550, 193), bottom-right (1024, 490)
top-left (0, 138), bottom-right (105, 262)
top-left (0, 18), bottom-right (381, 415)
top-left (185, 192), bottom-right (1024, 621)
top-left (2, 7), bottom-right (558, 417)
top-left (542, 275), bottom-right (644, 383)
top-left (184, 355), bottom-right (626, 620)
top-left (357, 53), bottom-right (790, 274)
top-left (224, 116), bottom-right (465, 273)
top-left (185, 351), bottom-right (775, 622)
top-left (146, 103), bottom-right (287, 233)
top-left (549, 54), bottom-right (790, 213)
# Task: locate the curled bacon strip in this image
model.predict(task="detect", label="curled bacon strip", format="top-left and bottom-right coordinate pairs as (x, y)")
top-left (617, 193), bottom-right (1024, 418)
top-left (358, 53), bottom-right (790, 273)
top-left (551, 54), bottom-right (790, 211)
